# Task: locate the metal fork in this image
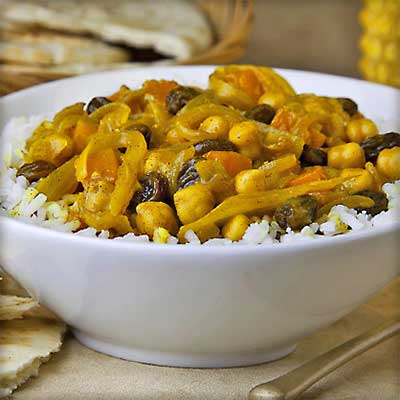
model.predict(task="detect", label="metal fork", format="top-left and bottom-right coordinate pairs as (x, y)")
top-left (248, 317), bottom-right (400, 400)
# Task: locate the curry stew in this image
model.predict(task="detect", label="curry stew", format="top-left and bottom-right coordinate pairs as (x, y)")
top-left (17, 65), bottom-right (400, 242)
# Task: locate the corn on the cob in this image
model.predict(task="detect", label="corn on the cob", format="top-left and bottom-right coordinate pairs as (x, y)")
top-left (359, 0), bottom-right (400, 87)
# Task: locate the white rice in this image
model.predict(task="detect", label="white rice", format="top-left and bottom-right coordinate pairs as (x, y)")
top-left (1, 116), bottom-right (399, 245)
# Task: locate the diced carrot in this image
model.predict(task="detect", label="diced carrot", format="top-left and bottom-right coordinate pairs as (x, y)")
top-left (204, 151), bottom-right (252, 177)
top-left (288, 166), bottom-right (327, 186)
top-left (87, 148), bottom-right (119, 182)
top-left (73, 118), bottom-right (98, 153)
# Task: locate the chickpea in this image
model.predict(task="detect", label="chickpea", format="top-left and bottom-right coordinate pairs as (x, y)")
top-left (222, 214), bottom-right (250, 241)
top-left (174, 183), bottom-right (215, 224)
top-left (377, 147), bottom-right (400, 181)
top-left (136, 202), bottom-right (179, 236)
top-left (228, 121), bottom-right (263, 159)
top-left (258, 91), bottom-right (287, 110)
top-left (199, 115), bottom-right (230, 138)
top-left (229, 121), bottom-right (258, 147)
top-left (327, 143), bottom-right (366, 169)
top-left (346, 118), bottom-right (378, 143)
top-left (235, 169), bottom-right (267, 194)
top-left (84, 176), bottom-right (114, 213)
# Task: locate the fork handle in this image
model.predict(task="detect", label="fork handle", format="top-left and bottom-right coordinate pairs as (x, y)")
top-left (249, 317), bottom-right (400, 400)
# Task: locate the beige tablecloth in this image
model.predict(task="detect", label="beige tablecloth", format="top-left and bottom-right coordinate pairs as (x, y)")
top-left (12, 278), bottom-right (400, 400)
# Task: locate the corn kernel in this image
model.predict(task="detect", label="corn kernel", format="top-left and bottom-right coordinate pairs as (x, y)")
top-left (377, 146), bottom-right (400, 180)
top-left (359, 1), bottom-right (400, 87)
top-left (222, 214), bottom-right (250, 241)
top-left (235, 169), bottom-right (267, 194)
top-left (174, 183), bottom-right (215, 224)
top-left (328, 143), bottom-right (366, 169)
top-left (153, 227), bottom-right (171, 244)
top-left (346, 118), bottom-right (378, 143)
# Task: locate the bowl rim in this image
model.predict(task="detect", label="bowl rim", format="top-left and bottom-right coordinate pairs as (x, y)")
top-left (1, 65), bottom-right (399, 255)
top-left (1, 64), bottom-right (400, 105)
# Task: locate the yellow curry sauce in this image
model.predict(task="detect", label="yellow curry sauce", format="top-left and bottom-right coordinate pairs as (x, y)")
top-left (17, 65), bottom-right (400, 243)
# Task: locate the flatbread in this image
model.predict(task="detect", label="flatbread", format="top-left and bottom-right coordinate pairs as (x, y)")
top-left (0, 272), bottom-right (65, 396)
top-left (0, 30), bottom-right (131, 65)
top-left (0, 269), bottom-right (28, 297)
top-left (0, 58), bottom-right (173, 77)
top-left (0, 318), bottom-right (65, 397)
top-left (1, 0), bottom-right (213, 59)
top-left (0, 295), bottom-right (38, 320)
top-left (0, 271), bottom-right (59, 320)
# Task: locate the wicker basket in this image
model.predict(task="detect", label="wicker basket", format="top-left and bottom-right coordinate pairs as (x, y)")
top-left (0, 0), bottom-right (253, 95)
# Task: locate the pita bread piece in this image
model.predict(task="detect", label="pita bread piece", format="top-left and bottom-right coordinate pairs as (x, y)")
top-left (0, 58), bottom-right (173, 77)
top-left (0, 318), bottom-right (65, 397)
top-left (2, 0), bottom-right (213, 59)
top-left (0, 270), bottom-right (28, 297)
top-left (0, 271), bottom-right (59, 321)
top-left (0, 295), bottom-right (38, 321)
top-left (0, 30), bottom-right (131, 66)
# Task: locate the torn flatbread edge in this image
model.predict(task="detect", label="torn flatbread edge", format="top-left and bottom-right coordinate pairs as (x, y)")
top-left (2, 0), bottom-right (213, 59)
top-left (0, 319), bottom-right (66, 397)
top-left (0, 30), bottom-right (131, 66)
top-left (0, 59), bottom-right (175, 76)
top-left (0, 295), bottom-right (38, 321)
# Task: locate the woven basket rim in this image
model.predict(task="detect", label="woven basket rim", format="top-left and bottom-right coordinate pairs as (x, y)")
top-left (0, 0), bottom-right (253, 92)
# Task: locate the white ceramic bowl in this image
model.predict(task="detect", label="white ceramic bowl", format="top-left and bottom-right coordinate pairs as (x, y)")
top-left (1, 67), bottom-right (400, 368)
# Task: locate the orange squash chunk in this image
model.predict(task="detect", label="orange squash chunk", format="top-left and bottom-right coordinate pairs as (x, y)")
top-left (224, 70), bottom-right (264, 102)
top-left (204, 151), bottom-right (252, 177)
top-left (87, 148), bottom-right (119, 182)
top-left (142, 80), bottom-right (178, 103)
top-left (73, 118), bottom-right (98, 153)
